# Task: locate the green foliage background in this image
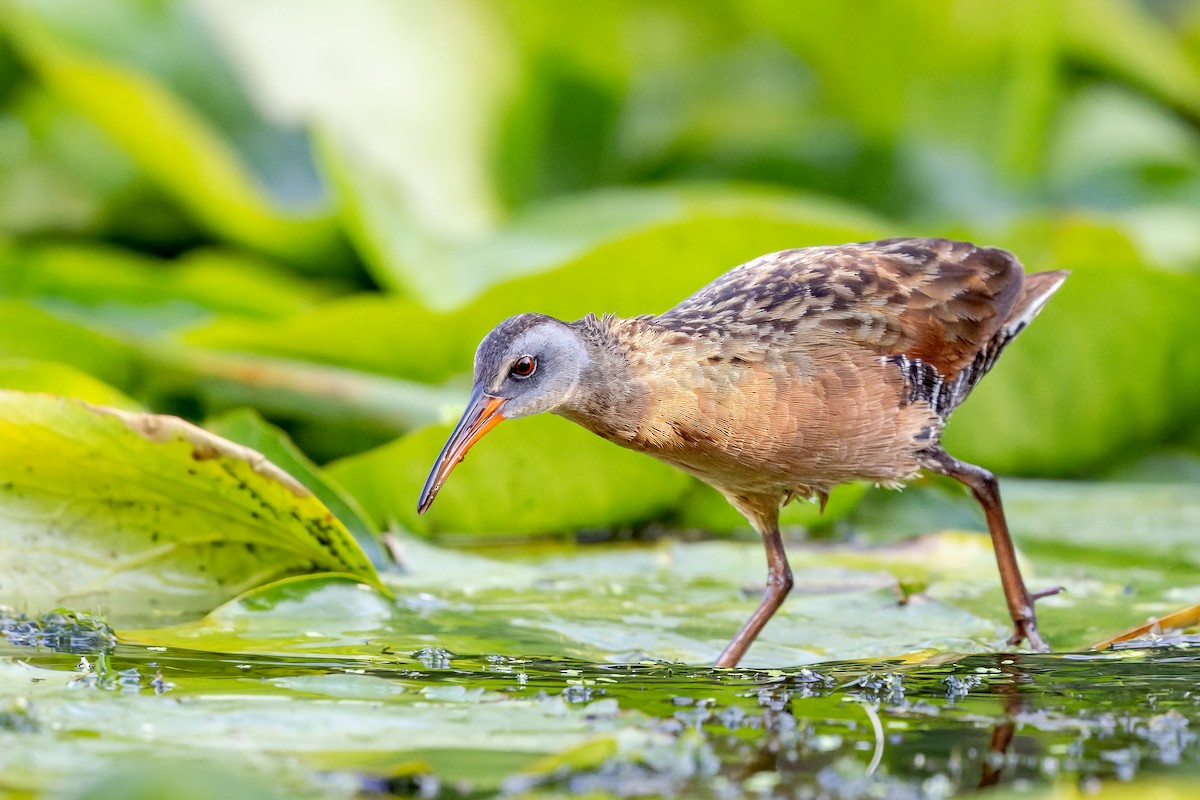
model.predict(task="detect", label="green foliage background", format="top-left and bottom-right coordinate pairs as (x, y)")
top-left (2, 3), bottom-right (1200, 798)
top-left (4, 0), bottom-right (1200, 542)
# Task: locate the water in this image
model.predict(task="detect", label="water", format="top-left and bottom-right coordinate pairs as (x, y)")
top-left (2, 636), bottom-right (1197, 798)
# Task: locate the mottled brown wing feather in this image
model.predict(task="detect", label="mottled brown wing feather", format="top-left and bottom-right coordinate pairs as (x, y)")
top-left (654, 237), bottom-right (1025, 378)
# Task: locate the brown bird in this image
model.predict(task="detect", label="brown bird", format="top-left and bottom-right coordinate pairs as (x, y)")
top-left (418, 237), bottom-right (1067, 667)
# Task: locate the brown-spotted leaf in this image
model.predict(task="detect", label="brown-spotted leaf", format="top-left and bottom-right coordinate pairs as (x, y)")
top-left (0, 391), bottom-right (383, 624)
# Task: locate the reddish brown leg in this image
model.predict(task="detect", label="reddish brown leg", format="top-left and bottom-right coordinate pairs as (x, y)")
top-left (715, 521), bottom-right (793, 668)
top-left (925, 448), bottom-right (1058, 651)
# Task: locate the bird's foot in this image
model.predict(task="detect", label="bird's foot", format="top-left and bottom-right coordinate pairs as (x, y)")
top-left (1005, 586), bottom-right (1063, 652)
top-left (1008, 622), bottom-right (1050, 652)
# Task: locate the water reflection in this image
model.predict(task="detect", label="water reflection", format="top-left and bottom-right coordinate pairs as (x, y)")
top-left (2, 639), bottom-right (1198, 798)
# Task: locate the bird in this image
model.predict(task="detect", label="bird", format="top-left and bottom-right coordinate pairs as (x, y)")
top-left (417, 237), bottom-right (1068, 668)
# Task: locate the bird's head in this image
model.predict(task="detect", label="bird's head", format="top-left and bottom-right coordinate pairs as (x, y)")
top-left (417, 313), bottom-right (588, 514)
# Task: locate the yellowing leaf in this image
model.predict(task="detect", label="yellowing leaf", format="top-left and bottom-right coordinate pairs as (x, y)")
top-left (0, 391), bottom-right (383, 623)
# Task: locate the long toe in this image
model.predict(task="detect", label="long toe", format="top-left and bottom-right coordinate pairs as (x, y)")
top-left (1008, 621), bottom-right (1051, 652)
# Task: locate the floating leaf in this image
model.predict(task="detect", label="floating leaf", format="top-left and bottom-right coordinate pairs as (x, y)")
top-left (0, 391), bottom-right (383, 624)
top-left (1092, 602), bottom-right (1200, 649)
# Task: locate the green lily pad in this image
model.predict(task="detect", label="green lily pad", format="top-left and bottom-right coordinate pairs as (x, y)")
top-left (0, 391), bottom-right (383, 624)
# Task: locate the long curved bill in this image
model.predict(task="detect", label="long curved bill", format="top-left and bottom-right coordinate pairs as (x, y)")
top-left (417, 386), bottom-right (507, 514)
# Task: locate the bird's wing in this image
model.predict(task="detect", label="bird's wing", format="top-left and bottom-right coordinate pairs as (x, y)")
top-left (653, 237), bottom-right (1025, 378)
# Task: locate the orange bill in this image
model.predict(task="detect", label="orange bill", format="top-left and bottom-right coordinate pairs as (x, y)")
top-left (417, 387), bottom-right (507, 514)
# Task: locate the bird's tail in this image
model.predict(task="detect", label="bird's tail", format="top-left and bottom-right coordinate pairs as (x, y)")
top-left (932, 269), bottom-right (1068, 416)
top-left (1002, 270), bottom-right (1070, 341)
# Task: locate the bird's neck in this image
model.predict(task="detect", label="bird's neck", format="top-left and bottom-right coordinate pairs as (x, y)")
top-left (556, 314), bottom-right (650, 444)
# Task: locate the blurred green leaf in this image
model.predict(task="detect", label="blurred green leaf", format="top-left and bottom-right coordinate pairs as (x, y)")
top-left (0, 299), bottom-right (137, 386)
top-left (1063, 0), bottom-right (1200, 122)
top-left (205, 407), bottom-right (389, 569)
top-left (333, 179), bottom-right (889, 311)
top-left (197, 0), bottom-right (515, 278)
top-left (188, 185), bottom-right (888, 379)
top-left (0, 390), bottom-right (384, 624)
top-left (67, 761), bottom-right (290, 800)
top-left (0, 357), bottom-right (139, 409)
top-left (674, 481), bottom-right (867, 534)
top-left (0, 86), bottom-right (141, 236)
top-left (0, 242), bottom-right (334, 333)
top-left (328, 414), bottom-right (693, 537)
top-left (146, 348), bottom-right (461, 457)
top-left (745, 0), bottom-right (1062, 179)
top-left (4, 2), bottom-right (344, 267)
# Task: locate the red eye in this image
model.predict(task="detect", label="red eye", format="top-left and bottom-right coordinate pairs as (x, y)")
top-left (510, 355), bottom-right (537, 378)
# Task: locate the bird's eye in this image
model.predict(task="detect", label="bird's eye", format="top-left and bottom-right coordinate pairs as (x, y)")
top-left (510, 355), bottom-right (537, 379)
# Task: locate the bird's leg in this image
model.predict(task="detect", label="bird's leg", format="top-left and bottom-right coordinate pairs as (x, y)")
top-left (714, 518), bottom-right (793, 668)
top-left (924, 448), bottom-right (1057, 651)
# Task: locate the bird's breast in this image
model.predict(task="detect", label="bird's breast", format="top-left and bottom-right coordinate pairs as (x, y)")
top-left (622, 344), bottom-right (939, 494)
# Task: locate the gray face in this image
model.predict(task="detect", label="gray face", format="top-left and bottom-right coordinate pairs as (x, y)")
top-left (473, 313), bottom-right (589, 419)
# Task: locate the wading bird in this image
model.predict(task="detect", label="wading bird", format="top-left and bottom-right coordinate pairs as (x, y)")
top-left (418, 237), bottom-right (1067, 667)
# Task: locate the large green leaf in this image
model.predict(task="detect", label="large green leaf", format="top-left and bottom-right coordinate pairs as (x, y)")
top-left (0, 391), bottom-right (383, 624)
top-left (0, 242), bottom-right (333, 333)
top-left (745, 0), bottom-right (1061, 179)
top-left (327, 414), bottom-right (693, 537)
top-left (0, 300), bottom-right (137, 386)
top-left (335, 181), bottom-right (888, 310)
top-left (673, 481), bottom-right (867, 534)
top-left (188, 185), bottom-right (889, 380)
top-left (204, 408), bottom-right (388, 569)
